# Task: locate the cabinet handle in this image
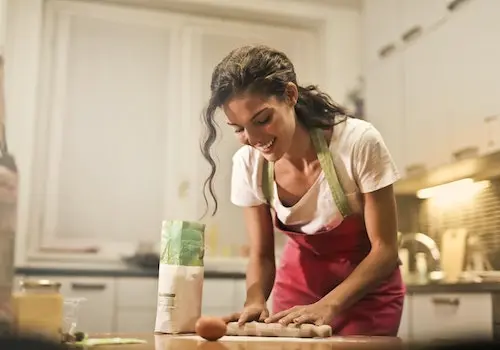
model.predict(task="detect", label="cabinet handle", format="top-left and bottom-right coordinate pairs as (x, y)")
top-left (378, 43), bottom-right (396, 59)
top-left (432, 297), bottom-right (460, 306)
top-left (405, 163), bottom-right (426, 176)
top-left (452, 146), bottom-right (479, 161)
top-left (401, 26), bottom-right (422, 43)
top-left (71, 282), bottom-right (107, 291)
top-left (447, 0), bottom-right (471, 12)
top-left (484, 115), bottom-right (498, 123)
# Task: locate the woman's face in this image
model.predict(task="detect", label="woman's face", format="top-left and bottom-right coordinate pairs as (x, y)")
top-left (222, 85), bottom-right (298, 162)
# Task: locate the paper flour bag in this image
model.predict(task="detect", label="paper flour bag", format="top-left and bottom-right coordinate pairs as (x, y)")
top-left (154, 220), bottom-right (205, 334)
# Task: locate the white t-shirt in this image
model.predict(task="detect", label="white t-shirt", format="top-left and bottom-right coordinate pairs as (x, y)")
top-left (230, 117), bottom-right (400, 234)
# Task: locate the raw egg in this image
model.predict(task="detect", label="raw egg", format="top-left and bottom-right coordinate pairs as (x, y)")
top-left (195, 316), bottom-right (227, 341)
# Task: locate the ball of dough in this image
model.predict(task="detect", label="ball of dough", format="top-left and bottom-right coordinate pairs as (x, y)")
top-left (195, 316), bottom-right (227, 341)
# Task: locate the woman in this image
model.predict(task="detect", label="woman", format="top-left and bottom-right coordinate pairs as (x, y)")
top-left (200, 45), bottom-right (405, 336)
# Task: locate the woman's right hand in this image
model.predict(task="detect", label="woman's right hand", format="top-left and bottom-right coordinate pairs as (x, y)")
top-left (222, 302), bottom-right (269, 326)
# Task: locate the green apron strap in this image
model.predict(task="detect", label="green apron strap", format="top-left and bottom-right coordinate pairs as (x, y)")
top-left (310, 128), bottom-right (351, 217)
top-left (262, 158), bottom-right (275, 204)
top-left (261, 128), bottom-right (351, 218)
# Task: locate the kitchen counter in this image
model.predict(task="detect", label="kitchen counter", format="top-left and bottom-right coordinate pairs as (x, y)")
top-left (406, 280), bottom-right (500, 293)
top-left (14, 266), bottom-right (245, 279)
top-left (73, 333), bottom-right (406, 350)
top-left (15, 265), bottom-right (500, 293)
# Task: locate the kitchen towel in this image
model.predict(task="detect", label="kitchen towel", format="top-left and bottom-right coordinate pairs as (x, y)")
top-left (154, 220), bottom-right (205, 334)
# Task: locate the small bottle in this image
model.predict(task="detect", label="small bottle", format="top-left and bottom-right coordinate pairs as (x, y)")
top-left (12, 279), bottom-right (64, 342)
top-left (415, 252), bottom-right (428, 283)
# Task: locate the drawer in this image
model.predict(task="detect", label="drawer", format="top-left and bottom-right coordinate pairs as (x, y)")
top-left (202, 279), bottom-right (235, 309)
top-left (202, 307), bottom-right (233, 318)
top-left (233, 279), bottom-right (246, 310)
top-left (17, 275), bottom-right (116, 333)
top-left (116, 277), bottom-right (158, 309)
top-left (411, 293), bottom-right (493, 342)
top-left (116, 310), bottom-right (156, 333)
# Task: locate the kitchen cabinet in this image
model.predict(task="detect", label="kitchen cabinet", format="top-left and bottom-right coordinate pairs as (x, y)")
top-left (202, 278), bottom-right (237, 317)
top-left (400, 0), bottom-right (447, 37)
top-left (361, 0), bottom-right (403, 70)
top-left (59, 277), bottom-right (116, 334)
top-left (115, 278), bottom-right (157, 333)
top-left (363, 0), bottom-right (500, 180)
top-left (14, 273), bottom-right (249, 333)
top-left (402, 20), bottom-right (451, 173)
top-left (233, 279), bottom-right (247, 312)
top-left (15, 275), bottom-right (116, 333)
top-left (411, 293), bottom-right (493, 342)
top-left (364, 49), bottom-right (406, 174)
top-left (440, 0), bottom-right (500, 157)
top-left (362, 0), bottom-right (447, 71)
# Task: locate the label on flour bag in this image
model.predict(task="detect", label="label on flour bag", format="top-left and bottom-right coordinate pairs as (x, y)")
top-left (154, 220), bottom-right (205, 334)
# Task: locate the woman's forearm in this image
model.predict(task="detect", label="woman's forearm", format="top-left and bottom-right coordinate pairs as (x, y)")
top-left (324, 246), bottom-right (399, 313)
top-left (245, 255), bottom-right (276, 305)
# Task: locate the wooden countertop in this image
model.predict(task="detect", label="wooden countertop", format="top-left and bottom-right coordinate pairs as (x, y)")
top-left (80, 333), bottom-right (406, 350)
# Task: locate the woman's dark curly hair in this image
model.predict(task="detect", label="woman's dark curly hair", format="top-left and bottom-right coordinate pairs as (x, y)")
top-left (200, 44), bottom-right (350, 216)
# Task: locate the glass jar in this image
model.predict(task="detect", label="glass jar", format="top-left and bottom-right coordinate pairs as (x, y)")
top-left (12, 279), bottom-right (64, 342)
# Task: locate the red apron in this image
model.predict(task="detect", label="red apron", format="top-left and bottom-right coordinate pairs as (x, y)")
top-left (262, 128), bottom-right (406, 337)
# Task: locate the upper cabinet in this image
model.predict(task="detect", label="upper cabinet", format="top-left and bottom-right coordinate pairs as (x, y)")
top-left (364, 50), bottom-right (406, 174)
top-left (440, 0), bottom-right (500, 157)
top-left (400, 0), bottom-right (447, 35)
top-left (403, 20), bottom-right (451, 173)
top-left (363, 0), bottom-right (500, 182)
top-left (362, 0), bottom-right (447, 71)
top-left (361, 0), bottom-right (402, 70)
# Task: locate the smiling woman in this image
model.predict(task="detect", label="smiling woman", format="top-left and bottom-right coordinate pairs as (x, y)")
top-left (199, 45), bottom-right (405, 337)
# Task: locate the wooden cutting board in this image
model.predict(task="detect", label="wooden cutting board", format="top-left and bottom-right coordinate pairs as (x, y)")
top-left (441, 228), bottom-right (468, 282)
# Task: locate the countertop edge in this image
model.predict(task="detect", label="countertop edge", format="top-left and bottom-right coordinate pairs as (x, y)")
top-left (14, 266), bottom-right (500, 293)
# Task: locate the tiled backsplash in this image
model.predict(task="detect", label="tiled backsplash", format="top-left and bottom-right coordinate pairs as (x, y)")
top-left (396, 178), bottom-right (500, 269)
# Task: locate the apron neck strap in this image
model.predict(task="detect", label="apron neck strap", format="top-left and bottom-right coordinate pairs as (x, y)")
top-left (262, 128), bottom-right (351, 218)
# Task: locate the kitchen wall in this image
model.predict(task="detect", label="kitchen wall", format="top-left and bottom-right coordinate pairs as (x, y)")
top-left (396, 177), bottom-right (500, 269)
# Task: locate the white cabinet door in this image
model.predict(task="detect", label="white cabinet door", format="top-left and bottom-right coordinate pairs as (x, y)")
top-left (17, 275), bottom-right (117, 334)
top-left (440, 0), bottom-right (500, 157)
top-left (202, 278), bottom-right (236, 317)
top-left (411, 293), bottom-right (493, 342)
top-left (361, 0), bottom-right (403, 70)
top-left (115, 278), bottom-right (158, 333)
top-left (403, 22), bottom-right (451, 173)
top-left (58, 277), bottom-right (116, 334)
top-left (233, 279), bottom-right (246, 312)
top-left (364, 51), bottom-right (406, 175)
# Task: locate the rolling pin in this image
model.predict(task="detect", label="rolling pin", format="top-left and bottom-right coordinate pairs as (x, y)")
top-left (226, 321), bottom-right (332, 338)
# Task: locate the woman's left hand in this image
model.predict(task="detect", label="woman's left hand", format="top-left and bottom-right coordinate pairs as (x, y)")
top-left (264, 300), bottom-right (337, 326)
